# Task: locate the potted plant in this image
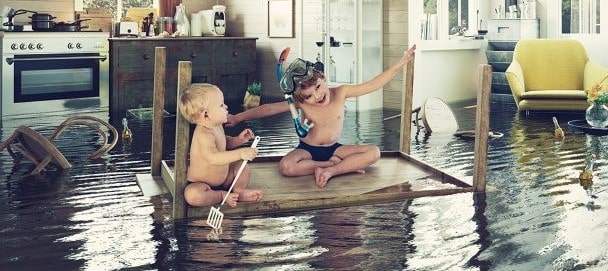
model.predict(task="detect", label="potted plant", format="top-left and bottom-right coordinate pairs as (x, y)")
top-left (243, 82), bottom-right (262, 110)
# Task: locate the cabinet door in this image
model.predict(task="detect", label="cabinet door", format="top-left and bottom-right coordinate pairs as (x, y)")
top-left (113, 73), bottom-right (155, 117)
top-left (215, 65), bottom-right (255, 103)
top-left (213, 40), bottom-right (256, 103)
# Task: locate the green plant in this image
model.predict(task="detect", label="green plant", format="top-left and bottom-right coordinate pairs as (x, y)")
top-left (247, 82), bottom-right (262, 96)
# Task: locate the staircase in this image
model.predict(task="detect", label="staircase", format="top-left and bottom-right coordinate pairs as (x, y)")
top-left (486, 41), bottom-right (517, 103)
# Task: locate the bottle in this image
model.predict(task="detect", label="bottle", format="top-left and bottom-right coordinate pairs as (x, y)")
top-left (329, 55), bottom-right (336, 82)
top-left (122, 118), bottom-right (133, 142)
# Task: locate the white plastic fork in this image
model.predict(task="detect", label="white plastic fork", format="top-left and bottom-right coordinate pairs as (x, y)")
top-left (206, 136), bottom-right (261, 229)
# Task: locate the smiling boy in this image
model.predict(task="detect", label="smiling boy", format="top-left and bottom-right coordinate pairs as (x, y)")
top-left (227, 45), bottom-right (416, 187)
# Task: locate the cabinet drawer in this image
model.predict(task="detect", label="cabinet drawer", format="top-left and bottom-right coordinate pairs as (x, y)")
top-left (213, 40), bottom-right (256, 65)
top-left (115, 43), bottom-right (156, 72)
top-left (167, 42), bottom-right (214, 67)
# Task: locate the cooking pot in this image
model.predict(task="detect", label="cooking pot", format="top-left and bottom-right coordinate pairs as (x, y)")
top-left (30, 12), bottom-right (56, 21)
top-left (54, 19), bottom-right (90, 32)
top-left (32, 19), bottom-right (54, 31)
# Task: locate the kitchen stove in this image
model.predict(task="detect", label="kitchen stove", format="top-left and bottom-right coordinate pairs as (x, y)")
top-left (0, 31), bottom-right (109, 127)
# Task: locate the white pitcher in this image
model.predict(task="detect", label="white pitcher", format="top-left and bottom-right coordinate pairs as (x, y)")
top-left (174, 3), bottom-right (190, 36)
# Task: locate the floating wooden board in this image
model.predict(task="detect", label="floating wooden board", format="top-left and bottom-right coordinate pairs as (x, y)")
top-left (142, 151), bottom-right (473, 219)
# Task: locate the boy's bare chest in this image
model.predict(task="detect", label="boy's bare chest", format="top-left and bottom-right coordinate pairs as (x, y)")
top-left (303, 104), bottom-right (344, 125)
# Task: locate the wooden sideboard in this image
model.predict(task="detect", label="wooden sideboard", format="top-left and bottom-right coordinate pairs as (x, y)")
top-left (109, 37), bottom-right (257, 118)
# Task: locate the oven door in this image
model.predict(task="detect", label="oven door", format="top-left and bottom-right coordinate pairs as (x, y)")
top-left (2, 53), bottom-right (108, 117)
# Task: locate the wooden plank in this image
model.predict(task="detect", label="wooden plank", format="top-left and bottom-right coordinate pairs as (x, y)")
top-left (151, 47), bottom-right (166, 176)
top-left (173, 61), bottom-right (192, 219)
top-left (135, 173), bottom-right (169, 197)
top-left (187, 187), bottom-right (476, 218)
top-left (473, 65), bottom-right (491, 192)
top-left (396, 152), bottom-right (472, 188)
top-left (161, 159), bottom-right (175, 197)
top-left (400, 54), bottom-right (415, 154)
top-left (148, 153), bottom-right (476, 220)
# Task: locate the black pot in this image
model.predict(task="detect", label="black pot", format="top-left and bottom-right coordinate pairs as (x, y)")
top-left (53, 19), bottom-right (90, 32)
top-left (32, 19), bottom-right (54, 31)
top-left (30, 12), bottom-right (55, 21)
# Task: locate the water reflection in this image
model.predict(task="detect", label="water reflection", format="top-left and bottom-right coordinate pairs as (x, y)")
top-left (3, 102), bottom-right (608, 270)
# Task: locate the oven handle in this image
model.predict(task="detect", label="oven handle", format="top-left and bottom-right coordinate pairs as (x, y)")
top-left (6, 55), bottom-right (107, 65)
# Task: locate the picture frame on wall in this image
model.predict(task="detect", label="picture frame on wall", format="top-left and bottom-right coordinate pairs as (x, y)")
top-left (268, 0), bottom-right (294, 38)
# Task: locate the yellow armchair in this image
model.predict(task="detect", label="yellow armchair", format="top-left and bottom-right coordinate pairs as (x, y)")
top-left (505, 39), bottom-right (608, 112)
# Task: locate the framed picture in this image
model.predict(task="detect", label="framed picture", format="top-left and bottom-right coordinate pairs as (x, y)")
top-left (268, 0), bottom-right (294, 38)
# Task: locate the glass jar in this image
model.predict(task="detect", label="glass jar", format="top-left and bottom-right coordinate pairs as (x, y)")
top-left (585, 103), bottom-right (608, 128)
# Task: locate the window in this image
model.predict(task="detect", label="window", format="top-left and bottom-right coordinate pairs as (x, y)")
top-left (77, 0), bottom-right (155, 21)
top-left (418, 0), bottom-right (473, 41)
top-left (448, 0), bottom-right (468, 35)
top-left (562, 0), bottom-right (601, 34)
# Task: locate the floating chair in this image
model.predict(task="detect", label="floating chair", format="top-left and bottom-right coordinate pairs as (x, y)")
top-left (0, 115), bottom-right (118, 175)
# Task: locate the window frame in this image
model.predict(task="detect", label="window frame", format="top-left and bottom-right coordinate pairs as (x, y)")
top-left (410, 0), bottom-right (477, 42)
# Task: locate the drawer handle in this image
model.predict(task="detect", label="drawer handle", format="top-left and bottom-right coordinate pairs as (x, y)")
top-left (143, 54), bottom-right (151, 60)
top-left (233, 51), bottom-right (239, 57)
top-left (191, 53), bottom-right (197, 58)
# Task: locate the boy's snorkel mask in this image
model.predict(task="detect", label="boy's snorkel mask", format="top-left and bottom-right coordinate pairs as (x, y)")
top-left (276, 48), bottom-right (315, 138)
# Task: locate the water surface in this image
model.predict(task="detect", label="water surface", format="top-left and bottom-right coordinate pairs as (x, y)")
top-left (1, 102), bottom-right (607, 270)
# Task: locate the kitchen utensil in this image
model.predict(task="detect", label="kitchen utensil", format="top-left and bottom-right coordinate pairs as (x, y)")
top-left (206, 136), bottom-right (261, 230)
top-left (31, 19), bottom-right (54, 31)
top-left (200, 5), bottom-right (226, 36)
top-left (118, 21), bottom-right (139, 36)
top-left (53, 19), bottom-right (90, 32)
top-left (2, 21), bottom-right (23, 31)
top-left (30, 12), bottom-right (56, 21)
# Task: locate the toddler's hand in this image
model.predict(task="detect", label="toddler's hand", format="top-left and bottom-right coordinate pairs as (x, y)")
top-left (240, 147), bottom-right (258, 161)
top-left (237, 129), bottom-right (255, 144)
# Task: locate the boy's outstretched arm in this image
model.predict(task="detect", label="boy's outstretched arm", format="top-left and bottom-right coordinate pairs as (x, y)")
top-left (225, 101), bottom-right (290, 127)
top-left (344, 44), bottom-right (416, 98)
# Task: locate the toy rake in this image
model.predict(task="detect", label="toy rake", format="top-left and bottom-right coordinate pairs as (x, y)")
top-left (206, 136), bottom-right (261, 229)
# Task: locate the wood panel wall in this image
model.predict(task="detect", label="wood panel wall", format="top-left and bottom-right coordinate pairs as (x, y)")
top-left (0, 0), bottom-right (75, 23)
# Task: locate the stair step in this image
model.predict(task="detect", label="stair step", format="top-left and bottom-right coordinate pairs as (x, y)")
top-left (486, 51), bottom-right (514, 62)
top-left (488, 41), bottom-right (517, 51)
top-left (491, 84), bottom-right (512, 94)
top-left (489, 62), bottom-right (511, 72)
top-left (492, 72), bottom-right (508, 85)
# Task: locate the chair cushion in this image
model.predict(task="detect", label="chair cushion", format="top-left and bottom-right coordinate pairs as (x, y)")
top-left (520, 89), bottom-right (587, 100)
top-left (515, 39), bottom-right (588, 91)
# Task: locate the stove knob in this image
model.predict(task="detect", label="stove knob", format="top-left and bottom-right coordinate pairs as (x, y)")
top-left (28, 43), bottom-right (35, 50)
top-left (37, 43), bottom-right (44, 50)
top-left (11, 43), bottom-right (18, 50)
top-left (76, 43), bottom-right (83, 49)
top-left (67, 43), bottom-right (74, 49)
top-left (20, 43), bottom-right (27, 50)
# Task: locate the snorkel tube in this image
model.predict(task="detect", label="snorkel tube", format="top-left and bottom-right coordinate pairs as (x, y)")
top-left (277, 47), bottom-right (314, 138)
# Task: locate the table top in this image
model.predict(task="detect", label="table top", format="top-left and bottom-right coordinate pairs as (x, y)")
top-left (567, 119), bottom-right (608, 136)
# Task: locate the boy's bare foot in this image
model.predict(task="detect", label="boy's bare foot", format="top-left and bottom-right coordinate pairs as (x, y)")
top-left (329, 155), bottom-right (342, 164)
top-left (315, 167), bottom-right (333, 188)
top-left (314, 167), bottom-right (366, 188)
top-left (222, 191), bottom-right (239, 207)
top-left (237, 189), bottom-right (263, 202)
